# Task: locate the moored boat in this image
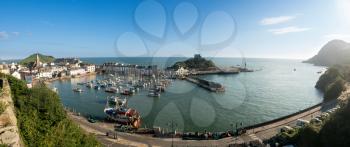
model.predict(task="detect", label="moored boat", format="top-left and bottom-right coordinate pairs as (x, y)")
top-left (94, 85), bottom-right (100, 90)
top-left (105, 87), bottom-right (119, 93)
top-left (73, 88), bottom-right (83, 93)
top-left (104, 98), bottom-right (141, 128)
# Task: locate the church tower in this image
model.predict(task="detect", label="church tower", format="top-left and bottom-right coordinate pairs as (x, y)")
top-left (33, 53), bottom-right (41, 69)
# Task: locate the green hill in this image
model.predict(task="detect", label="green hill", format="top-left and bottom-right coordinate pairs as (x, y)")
top-left (171, 54), bottom-right (216, 70)
top-left (19, 53), bottom-right (55, 66)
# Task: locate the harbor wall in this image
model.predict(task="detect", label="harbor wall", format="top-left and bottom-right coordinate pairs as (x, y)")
top-left (0, 78), bottom-right (22, 146)
top-left (190, 68), bottom-right (240, 75)
top-left (242, 103), bottom-right (322, 130)
top-left (185, 77), bottom-right (225, 92)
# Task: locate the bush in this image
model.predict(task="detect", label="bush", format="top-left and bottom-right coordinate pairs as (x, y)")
top-left (324, 78), bottom-right (346, 101)
top-left (316, 67), bottom-right (343, 92)
top-left (1, 73), bottom-right (100, 147)
top-left (295, 100), bottom-right (350, 147)
top-left (318, 102), bottom-right (350, 146)
top-left (296, 126), bottom-right (320, 147)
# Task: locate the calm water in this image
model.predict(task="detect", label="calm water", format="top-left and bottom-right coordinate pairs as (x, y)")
top-left (51, 57), bottom-right (324, 132)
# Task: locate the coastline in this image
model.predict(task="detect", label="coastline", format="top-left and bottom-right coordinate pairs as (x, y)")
top-left (33, 72), bottom-right (98, 85)
top-left (66, 90), bottom-right (345, 146)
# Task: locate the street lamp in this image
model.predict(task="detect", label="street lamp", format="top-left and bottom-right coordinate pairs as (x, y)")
top-left (167, 120), bottom-right (177, 147)
top-left (230, 123), bottom-right (234, 136)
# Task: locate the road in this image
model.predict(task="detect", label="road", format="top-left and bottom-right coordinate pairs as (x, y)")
top-left (68, 99), bottom-right (339, 147)
top-left (243, 99), bottom-right (338, 143)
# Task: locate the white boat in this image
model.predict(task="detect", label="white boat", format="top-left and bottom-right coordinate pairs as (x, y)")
top-left (148, 92), bottom-right (160, 97)
top-left (105, 87), bottom-right (119, 93)
top-left (73, 88), bottom-right (83, 93)
top-left (86, 83), bottom-right (93, 88)
top-left (148, 88), bottom-right (160, 97)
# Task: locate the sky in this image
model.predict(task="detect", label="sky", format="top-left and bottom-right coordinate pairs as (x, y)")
top-left (1, 0), bottom-right (350, 60)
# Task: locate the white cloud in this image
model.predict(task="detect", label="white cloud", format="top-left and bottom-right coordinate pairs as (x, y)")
top-left (324, 34), bottom-right (350, 42)
top-left (268, 26), bottom-right (310, 35)
top-left (260, 15), bottom-right (297, 25)
top-left (40, 20), bottom-right (54, 27)
top-left (0, 31), bottom-right (9, 40)
top-left (12, 32), bottom-right (20, 36)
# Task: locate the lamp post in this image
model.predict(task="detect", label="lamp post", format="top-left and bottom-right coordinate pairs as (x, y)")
top-left (167, 120), bottom-right (177, 147)
top-left (230, 123), bottom-right (234, 136)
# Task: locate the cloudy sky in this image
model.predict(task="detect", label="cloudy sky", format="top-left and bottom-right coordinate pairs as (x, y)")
top-left (0, 0), bottom-right (350, 59)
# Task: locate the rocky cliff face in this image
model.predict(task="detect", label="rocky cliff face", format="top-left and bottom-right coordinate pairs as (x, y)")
top-left (304, 40), bottom-right (350, 66)
top-left (0, 79), bottom-right (21, 147)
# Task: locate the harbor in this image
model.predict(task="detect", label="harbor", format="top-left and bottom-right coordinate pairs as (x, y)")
top-left (49, 57), bottom-right (324, 133)
top-left (66, 97), bottom-right (339, 146)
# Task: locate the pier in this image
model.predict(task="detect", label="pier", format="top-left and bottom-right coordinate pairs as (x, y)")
top-left (190, 67), bottom-right (240, 75)
top-left (185, 77), bottom-right (225, 92)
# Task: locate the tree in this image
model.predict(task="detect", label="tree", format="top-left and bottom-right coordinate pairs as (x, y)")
top-left (324, 78), bottom-right (346, 101)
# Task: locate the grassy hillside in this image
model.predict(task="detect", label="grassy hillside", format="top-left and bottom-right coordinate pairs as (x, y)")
top-left (19, 53), bottom-right (55, 66)
top-left (293, 65), bottom-right (350, 147)
top-left (171, 55), bottom-right (216, 70)
top-left (315, 65), bottom-right (350, 101)
top-left (1, 73), bottom-right (100, 147)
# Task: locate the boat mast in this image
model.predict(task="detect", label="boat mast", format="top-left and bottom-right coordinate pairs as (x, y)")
top-left (241, 51), bottom-right (247, 69)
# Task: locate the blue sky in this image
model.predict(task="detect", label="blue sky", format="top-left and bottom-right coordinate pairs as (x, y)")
top-left (0, 0), bottom-right (350, 59)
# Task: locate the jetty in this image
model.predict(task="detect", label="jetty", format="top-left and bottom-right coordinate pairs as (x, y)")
top-left (190, 67), bottom-right (240, 75)
top-left (185, 77), bottom-right (225, 92)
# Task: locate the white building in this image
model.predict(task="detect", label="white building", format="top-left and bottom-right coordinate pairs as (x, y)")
top-left (175, 67), bottom-right (189, 76)
top-left (84, 65), bottom-right (95, 73)
top-left (11, 71), bottom-right (21, 79)
top-left (37, 71), bottom-right (53, 79)
top-left (68, 68), bottom-right (86, 76)
top-left (10, 63), bottom-right (17, 71)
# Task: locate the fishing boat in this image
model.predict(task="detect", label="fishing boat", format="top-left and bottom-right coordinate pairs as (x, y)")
top-left (156, 84), bottom-right (165, 92)
top-left (100, 83), bottom-right (107, 88)
top-left (77, 82), bottom-right (86, 85)
top-left (105, 87), bottom-right (119, 93)
top-left (94, 85), bottom-right (100, 90)
top-left (108, 96), bottom-right (124, 106)
top-left (104, 98), bottom-right (141, 128)
top-left (148, 89), bottom-right (160, 97)
top-left (86, 82), bottom-right (93, 88)
top-left (148, 92), bottom-right (160, 97)
top-left (120, 89), bottom-right (133, 95)
top-left (73, 88), bottom-right (83, 93)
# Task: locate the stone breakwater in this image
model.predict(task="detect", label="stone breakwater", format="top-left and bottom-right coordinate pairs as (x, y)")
top-left (0, 78), bottom-right (22, 146)
top-left (185, 77), bottom-right (225, 92)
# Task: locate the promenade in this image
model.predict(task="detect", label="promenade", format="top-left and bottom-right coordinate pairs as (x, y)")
top-left (67, 96), bottom-right (339, 147)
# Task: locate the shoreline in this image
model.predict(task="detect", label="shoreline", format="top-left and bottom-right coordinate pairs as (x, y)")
top-left (34, 72), bottom-right (98, 85)
top-left (66, 96), bottom-right (340, 146)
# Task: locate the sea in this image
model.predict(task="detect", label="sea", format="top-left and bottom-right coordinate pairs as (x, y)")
top-left (50, 57), bottom-right (325, 132)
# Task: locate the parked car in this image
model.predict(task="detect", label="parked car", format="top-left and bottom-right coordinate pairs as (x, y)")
top-left (280, 126), bottom-right (293, 133)
top-left (296, 119), bottom-right (309, 127)
top-left (310, 118), bottom-right (322, 124)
